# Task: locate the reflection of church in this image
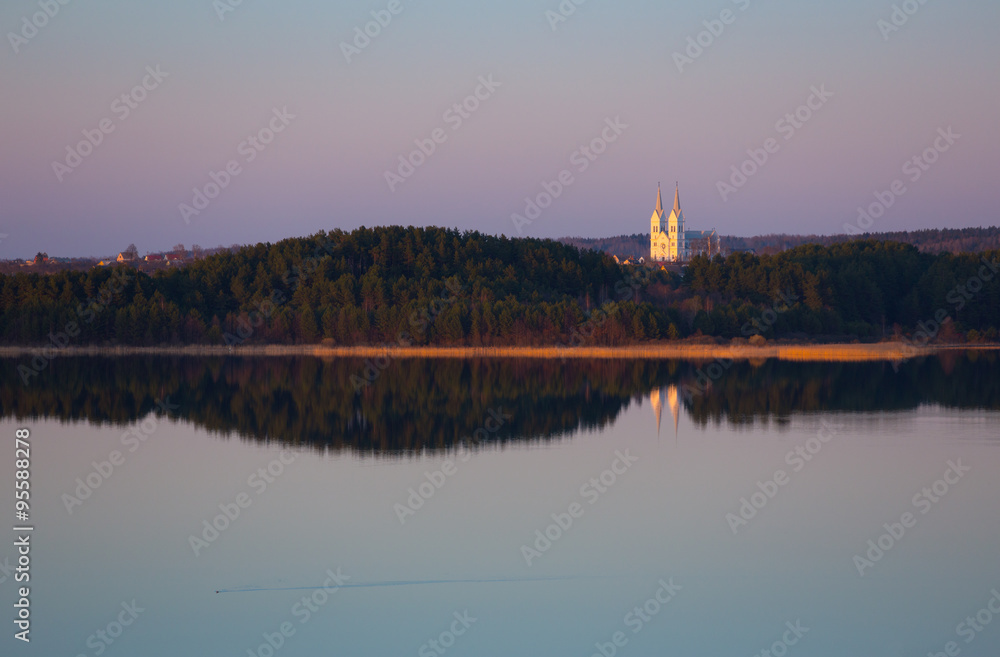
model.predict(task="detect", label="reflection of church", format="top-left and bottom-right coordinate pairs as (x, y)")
top-left (649, 183), bottom-right (720, 262)
top-left (650, 385), bottom-right (681, 436)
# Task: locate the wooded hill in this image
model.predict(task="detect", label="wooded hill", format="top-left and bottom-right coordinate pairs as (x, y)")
top-left (1, 227), bottom-right (997, 348)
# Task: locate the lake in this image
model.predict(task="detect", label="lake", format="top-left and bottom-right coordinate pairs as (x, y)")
top-left (1, 353), bottom-right (999, 656)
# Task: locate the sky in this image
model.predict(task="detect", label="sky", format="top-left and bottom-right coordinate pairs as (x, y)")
top-left (1, 0), bottom-right (998, 258)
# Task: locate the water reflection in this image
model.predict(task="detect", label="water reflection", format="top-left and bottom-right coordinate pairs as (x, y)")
top-left (2, 352), bottom-right (997, 453)
top-left (649, 385), bottom-right (681, 437)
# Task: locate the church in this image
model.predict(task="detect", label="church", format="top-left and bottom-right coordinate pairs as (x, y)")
top-left (649, 183), bottom-right (720, 262)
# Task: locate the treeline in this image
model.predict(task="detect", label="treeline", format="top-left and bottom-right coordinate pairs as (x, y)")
top-left (722, 226), bottom-right (1000, 256)
top-left (0, 227), bottom-right (669, 347)
top-left (1, 228), bottom-right (998, 346)
top-left (682, 241), bottom-right (1000, 340)
top-left (561, 226), bottom-right (1000, 259)
top-left (559, 233), bottom-right (651, 260)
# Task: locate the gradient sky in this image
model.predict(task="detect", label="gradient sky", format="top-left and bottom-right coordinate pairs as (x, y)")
top-left (2, 0), bottom-right (999, 257)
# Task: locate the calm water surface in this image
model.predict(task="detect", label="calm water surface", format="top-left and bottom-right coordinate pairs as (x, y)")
top-left (1, 354), bottom-right (998, 656)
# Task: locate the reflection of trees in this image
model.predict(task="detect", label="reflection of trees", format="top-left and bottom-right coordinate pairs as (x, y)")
top-left (681, 353), bottom-right (1000, 427)
top-left (0, 358), bottom-right (682, 455)
top-left (1, 353), bottom-right (995, 454)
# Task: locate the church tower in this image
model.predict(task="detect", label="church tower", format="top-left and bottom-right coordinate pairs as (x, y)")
top-left (650, 183), bottom-right (686, 262)
top-left (650, 183), bottom-right (666, 253)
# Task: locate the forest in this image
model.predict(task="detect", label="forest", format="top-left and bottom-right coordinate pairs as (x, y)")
top-left (0, 226), bottom-right (998, 347)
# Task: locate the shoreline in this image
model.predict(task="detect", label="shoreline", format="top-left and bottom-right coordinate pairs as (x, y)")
top-left (1, 342), bottom-right (997, 362)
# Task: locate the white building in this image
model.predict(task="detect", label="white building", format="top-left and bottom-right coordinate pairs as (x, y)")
top-left (650, 183), bottom-right (685, 262)
top-left (649, 183), bottom-right (720, 262)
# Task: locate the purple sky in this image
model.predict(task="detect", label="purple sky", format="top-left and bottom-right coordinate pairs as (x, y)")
top-left (1, 0), bottom-right (998, 257)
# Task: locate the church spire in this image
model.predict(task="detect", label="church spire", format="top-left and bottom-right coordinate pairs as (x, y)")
top-left (673, 183), bottom-right (681, 214)
top-left (655, 182), bottom-right (664, 214)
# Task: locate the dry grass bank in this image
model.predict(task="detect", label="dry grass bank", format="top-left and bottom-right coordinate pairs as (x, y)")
top-left (1, 342), bottom-right (996, 362)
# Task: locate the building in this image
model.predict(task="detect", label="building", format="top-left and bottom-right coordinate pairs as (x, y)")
top-left (650, 183), bottom-right (685, 262)
top-left (686, 229), bottom-right (721, 259)
top-left (649, 183), bottom-right (721, 262)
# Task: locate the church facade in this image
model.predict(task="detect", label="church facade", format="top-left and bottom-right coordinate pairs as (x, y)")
top-left (649, 183), bottom-right (685, 262)
top-left (649, 183), bottom-right (720, 262)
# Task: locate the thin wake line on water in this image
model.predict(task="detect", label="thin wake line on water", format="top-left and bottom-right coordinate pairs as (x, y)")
top-left (215, 574), bottom-right (621, 594)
